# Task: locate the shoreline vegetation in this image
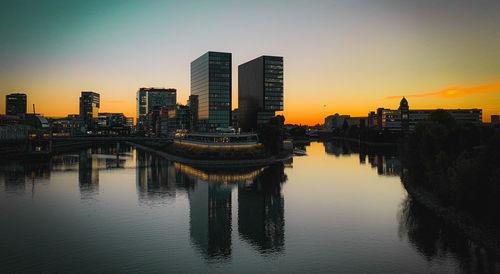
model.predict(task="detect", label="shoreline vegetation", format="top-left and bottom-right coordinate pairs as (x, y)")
top-left (401, 173), bottom-right (500, 252)
top-left (401, 109), bottom-right (500, 252)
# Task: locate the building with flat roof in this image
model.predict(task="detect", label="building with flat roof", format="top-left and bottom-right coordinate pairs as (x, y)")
top-left (491, 115), bottom-right (499, 127)
top-left (6, 93), bottom-right (27, 116)
top-left (191, 51), bottom-right (232, 132)
top-left (136, 88), bottom-right (177, 128)
top-left (238, 56), bottom-right (283, 131)
top-left (79, 91), bottom-right (100, 130)
top-left (160, 105), bottom-right (190, 136)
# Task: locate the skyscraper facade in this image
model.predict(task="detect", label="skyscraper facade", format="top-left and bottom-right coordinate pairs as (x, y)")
top-left (238, 56), bottom-right (283, 131)
top-left (5, 93), bottom-right (27, 116)
top-left (191, 51), bottom-right (231, 132)
top-left (136, 88), bottom-right (177, 127)
top-left (79, 91), bottom-right (100, 129)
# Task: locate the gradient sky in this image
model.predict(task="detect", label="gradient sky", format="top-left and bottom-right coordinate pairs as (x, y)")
top-left (1, 0), bottom-right (499, 124)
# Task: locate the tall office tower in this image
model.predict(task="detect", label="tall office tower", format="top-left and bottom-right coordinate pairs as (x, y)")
top-left (136, 88), bottom-right (177, 127)
top-left (191, 51), bottom-right (232, 132)
top-left (5, 93), bottom-right (27, 116)
top-left (238, 56), bottom-right (283, 131)
top-left (79, 91), bottom-right (100, 129)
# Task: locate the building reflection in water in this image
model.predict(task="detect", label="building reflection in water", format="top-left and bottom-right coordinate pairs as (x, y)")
top-left (135, 151), bottom-right (288, 260)
top-left (77, 145), bottom-right (132, 200)
top-left (136, 151), bottom-right (194, 205)
top-left (1, 161), bottom-right (51, 196)
top-left (2, 165), bottom-right (26, 194)
top-left (188, 179), bottom-right (233, 260)
top-left (324, 141), bottom-right (401, 176)
top-left (78, 149), bottom-right (99, 199)
top-left (238, 164), bottom-right (287, 254)
top-left (398, 197), bottom-right (500, 273)
top-left (0, 145), bottom-right (131, 198)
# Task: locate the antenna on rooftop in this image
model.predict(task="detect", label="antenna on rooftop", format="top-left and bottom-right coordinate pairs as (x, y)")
top-left (33, 104), bottom-right (36, 115)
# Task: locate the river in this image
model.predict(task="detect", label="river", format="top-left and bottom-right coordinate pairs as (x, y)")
top-left (0, 142), bottom-right (498, 273)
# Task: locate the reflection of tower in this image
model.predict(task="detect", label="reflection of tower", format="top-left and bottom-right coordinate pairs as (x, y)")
top-left (4, 167), bottom-right (26, 193)
top-left (188, 181), bottom-right (232, 259)
top-left (324, 142), bottom-right (342, 156)
top-left (238, 164), bottom-right (285, 253)
top-left (376, 155), bottom-right (384, 175)
top-left (359, 152), bottom-right (366, 164)
top-left (136, 151), bottom-right (180, 204)
top-left (78, 149), bottom-right (99, 198)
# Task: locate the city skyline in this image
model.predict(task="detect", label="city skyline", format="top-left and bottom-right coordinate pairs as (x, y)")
top-left (1, 0), bottom-right (500, 124)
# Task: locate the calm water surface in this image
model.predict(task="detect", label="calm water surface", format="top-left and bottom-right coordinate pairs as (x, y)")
top-left (0, 142), bottom-right (497, 273)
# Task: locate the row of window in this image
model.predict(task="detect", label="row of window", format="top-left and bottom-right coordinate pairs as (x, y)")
top-left (265, 82), bottom-right (283, 87)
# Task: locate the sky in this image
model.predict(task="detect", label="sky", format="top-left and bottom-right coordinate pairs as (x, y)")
top-left (1, 0), bottom-right (499, 124)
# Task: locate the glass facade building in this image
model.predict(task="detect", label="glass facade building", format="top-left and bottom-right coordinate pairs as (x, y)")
top-left (238, 56), bottom-right (283, 131)
top-left (136, 88), bottom-right (177, 127)
top-left (6, 93), bottom-right (27, 116)
top-left (191, 52), bottom-right (232, 132)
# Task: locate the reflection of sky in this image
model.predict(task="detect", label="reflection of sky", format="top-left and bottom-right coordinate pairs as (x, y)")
top-left (0, 143), bottom-right (494, 272)
top-left (1, 0), bottom-right (500, 123)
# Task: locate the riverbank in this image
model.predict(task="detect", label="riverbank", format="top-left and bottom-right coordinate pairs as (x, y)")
top-left (127, 141), bottom-right (292, 168)
top-left (320, 136), bottom-right (397, 147)
top-left (401, 173), bottom-right (500, 252)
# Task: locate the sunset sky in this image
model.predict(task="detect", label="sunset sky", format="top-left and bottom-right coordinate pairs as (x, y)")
top-left (1, 0), bottom-right (499, 124)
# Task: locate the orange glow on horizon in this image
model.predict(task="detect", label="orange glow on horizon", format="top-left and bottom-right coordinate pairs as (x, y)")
top-left (1, 80), bottom-right (499, 125)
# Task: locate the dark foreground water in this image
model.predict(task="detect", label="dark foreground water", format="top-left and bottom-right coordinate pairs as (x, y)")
top-left (0, 142), bottom-right (498, 273)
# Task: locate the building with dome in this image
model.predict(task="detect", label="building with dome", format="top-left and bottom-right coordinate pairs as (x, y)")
top-left (373, 97), bottom-right (482, 131)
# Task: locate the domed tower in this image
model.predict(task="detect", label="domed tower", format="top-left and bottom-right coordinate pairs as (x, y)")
top-left (398, 97), bottom-right (410, 131)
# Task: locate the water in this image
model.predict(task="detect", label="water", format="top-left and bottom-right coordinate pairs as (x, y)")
top-left (0, 142), bottom-right (498, 273)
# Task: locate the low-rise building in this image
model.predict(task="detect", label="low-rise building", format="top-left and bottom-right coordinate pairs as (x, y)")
top-left (324, 114), bottom-right (351, 132)
top-left (491, 115), bottom-right (499, 127)
top-left (374, 98), bottom-right (482, 131)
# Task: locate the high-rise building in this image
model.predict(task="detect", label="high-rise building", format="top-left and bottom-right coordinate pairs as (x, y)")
top-left (79, 91), bottom-right (100, 129)
top-left (238, 56), bottom-right (283, 131)
top-left (5, 93), bottom-right (27, 116)
top-left (136, 88), bottom-right (177, 128)
top-left (191, 51), bottom-right (232, 132)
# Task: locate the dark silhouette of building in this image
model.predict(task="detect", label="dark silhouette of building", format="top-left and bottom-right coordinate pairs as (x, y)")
top-left (79, 91), bottom-right (100, 130)
top-left (492, 115), bottom-right (499, 127)
top-left (6, 93), bottom-right (27, 116)
top-left (136, 88), bottom-right (177, 129)
top-left (190, 51), bottom-right (232, 132)
top-left (238, 56), bottom-right (283, 131)
top-left (374, 97), bottom-right (482, 131)
top-left (399, 97), bottom-right (409, 131)
top-left (188, 95), bottom-right (198, 132)
top-left (231, 108), bottom-right (239, 129)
